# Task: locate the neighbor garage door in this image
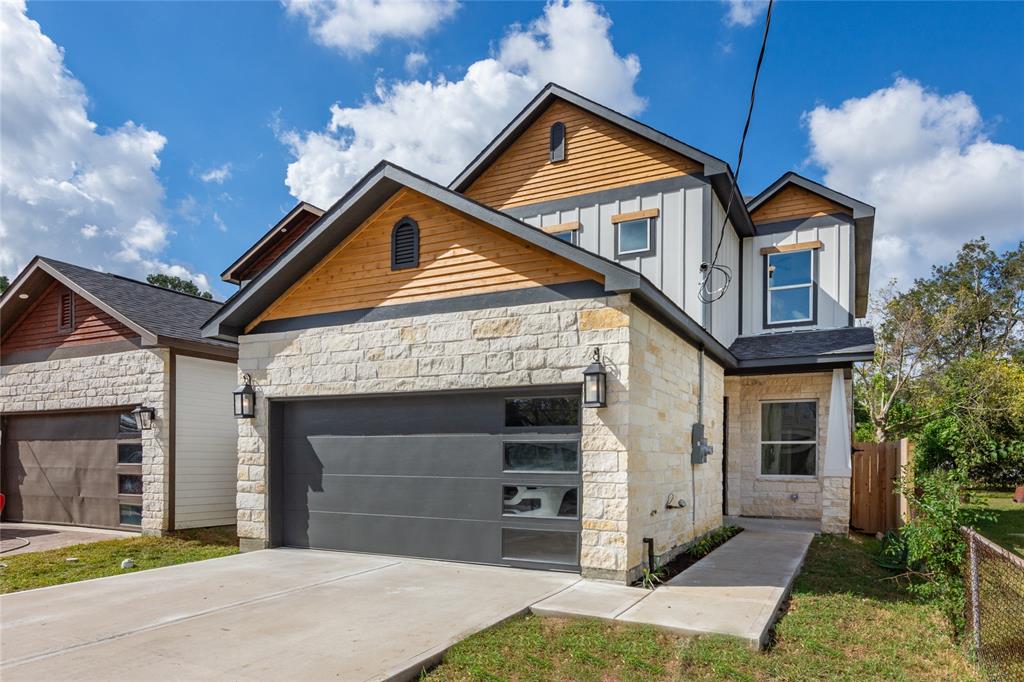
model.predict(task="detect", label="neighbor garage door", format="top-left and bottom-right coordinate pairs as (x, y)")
top-left (1, 410), bottom-right (144, 529)
top-left (272, 387), bottom-right (582, 570)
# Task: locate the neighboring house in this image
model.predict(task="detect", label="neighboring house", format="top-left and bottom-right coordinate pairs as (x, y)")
top-left (203, 84), bottom-right (875, 583)
top-left (0, 257), bottom-right (239, 534)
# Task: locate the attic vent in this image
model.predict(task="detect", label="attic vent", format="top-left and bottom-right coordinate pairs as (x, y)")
top-left (58, 291), bottom-right (74, 333)
top-left (549, 122), bottom-right (566, 163)
top-left (391, 217), bottom-right (420, 270)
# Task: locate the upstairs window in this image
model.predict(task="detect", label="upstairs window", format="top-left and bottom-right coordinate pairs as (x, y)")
top-left (766, 250), bottom-right (814, 326)
top-left (391, 217), bottom-right (420, 270)
top-left (549, 122), bottom-right (566, 163)
top-left (760, 401), bottom-right (817, 477)
top-left (615, 218), bottom-right (653, 257)
top-left (551, 228), bottom-right (577, 245)
top-left (57, 291), bottom-right (74, 333)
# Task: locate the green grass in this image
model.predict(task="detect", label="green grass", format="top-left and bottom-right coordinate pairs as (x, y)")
top-left (425, 535), bottom-right (978, 681)
top-left (0, 526), bottom-right (239, 594)
top-left (968, 489), bottom-right (1024, 557)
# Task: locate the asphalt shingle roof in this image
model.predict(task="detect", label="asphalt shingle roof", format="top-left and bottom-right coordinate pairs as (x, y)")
top-left (729, 326), bottom-right (875, 362)
top-left (40, 258), bottom-right (234, 350)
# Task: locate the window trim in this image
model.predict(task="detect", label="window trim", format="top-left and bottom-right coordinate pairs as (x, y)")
top-left (390, 217), bottom-right (420, 270)
top-left (57, 291), bottom-right (75, 333)
top-left (615, 217), bottom-right (654, 258)
top-left (763, 249), bottom-right (818, 329)
top-left (758, 399), bottom-right (818, 479)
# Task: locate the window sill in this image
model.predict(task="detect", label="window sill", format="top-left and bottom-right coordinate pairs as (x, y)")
top-left (756, 474), bottom-right (819, 481)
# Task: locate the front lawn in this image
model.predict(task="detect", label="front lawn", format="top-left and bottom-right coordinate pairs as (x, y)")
top-left (0, 526), bottom-right (238, 594)
top-left (969, 489), bottom-right (1023, 557)
top-left (425, 534), bottom-right (977, 681)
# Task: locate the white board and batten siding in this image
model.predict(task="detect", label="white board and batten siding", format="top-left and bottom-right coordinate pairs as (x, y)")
top-left (174, 356), bottom-right (238, 529)
top-left (707, 194), bottom-right (741, 347)
top-left (518, 183), bottom-right (708, 326)
top-left (740, 219), bottom-right (855, 336)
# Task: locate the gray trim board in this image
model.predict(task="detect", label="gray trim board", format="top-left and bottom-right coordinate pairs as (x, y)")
top-left (501, 175), bottom-right (708, 219)
top-left (250, 281), bottom-right (606, 335)
top-left (448, 83), bottom-right (755, 237)
top-left (752, 213), bottom-right (853, 235)
top-left (221, 202), bottom-right (324, 284)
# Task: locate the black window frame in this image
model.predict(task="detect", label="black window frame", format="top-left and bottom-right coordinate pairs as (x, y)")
top-left (763, 249), bottom-right (818, 329)
top-left (390, 217), bottom-right (420, 270)
top-left (549, 121), bottom-right (566, 163)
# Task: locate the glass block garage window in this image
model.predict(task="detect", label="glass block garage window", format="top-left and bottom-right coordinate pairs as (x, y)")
top-left (760, 401), bottom-right (817, 476)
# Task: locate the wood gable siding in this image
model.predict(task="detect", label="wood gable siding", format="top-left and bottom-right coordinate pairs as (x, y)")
top-left (751, 185), bottom-right (850, 224)
top-left (1, 281), bottom-right (137, 356)
top-left (464, 100), bottom-right (702, 210)
top-left (249, 188), bottom-right (601, 330)
top-left (236, 212), bottom-right (320, 282)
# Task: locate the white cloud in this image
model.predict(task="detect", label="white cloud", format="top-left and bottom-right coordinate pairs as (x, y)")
top-left (805, 78), bottom-right (1024, 287)
top-left (0, 0), bottom-right (211, 288)
top-left (404, 50), bottom-right (428, 74)
top-left (199, 163), bottom-right (232, 184)
top-left (282, 0), bottom-right (643, 207)
top-left (213, 212), bottom-right (228, 232)
top-left (723, 0), bottom-right (768, 28)
top-left (284, 0), bottom-right (458, 54)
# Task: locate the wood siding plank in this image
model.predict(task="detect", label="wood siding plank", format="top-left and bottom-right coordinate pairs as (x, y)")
top-left (249, 188), bottom-right (601, 330)
top-left (464, 100), bottom-right (701, 210)
top-left (751, 185), bottom-right (850, 224)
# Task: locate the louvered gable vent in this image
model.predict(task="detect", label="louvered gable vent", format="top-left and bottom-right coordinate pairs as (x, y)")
top-left (391, 217), bottom-right (420, 270)
top-left (57, 291), bottom-right (75, 332)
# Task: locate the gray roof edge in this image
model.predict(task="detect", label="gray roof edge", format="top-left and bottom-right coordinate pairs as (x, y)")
top-left (220, 201), bottom-right (325, 283)
top-left (735, 351), bottom-right (875, 371)
top-left (633, 280), bottom-right (737, 370)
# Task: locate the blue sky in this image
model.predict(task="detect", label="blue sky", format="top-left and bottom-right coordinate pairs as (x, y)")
top-left (3, 1), bottom-right (1022, 298)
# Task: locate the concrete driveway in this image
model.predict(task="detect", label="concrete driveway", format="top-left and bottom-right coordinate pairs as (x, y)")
top-left (1, 549), bottom-right (579, 681)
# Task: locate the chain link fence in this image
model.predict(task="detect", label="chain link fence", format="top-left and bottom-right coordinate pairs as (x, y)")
top-left (962, 527), bottom-right (1024, 680)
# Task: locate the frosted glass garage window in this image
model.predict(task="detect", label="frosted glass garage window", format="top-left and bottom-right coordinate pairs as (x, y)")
top-left (502, 485), bottom-right (578, 518)
top-left (119, 504), bottom-right (142, 526)
top-left (760, 401), bottom-right (817, 476)
top-left (502, 528), bottom-right (577, 565)
top-left (503, 442), bottom-right (579, 472)
top-left (504, 396), bottom-right (580, 427)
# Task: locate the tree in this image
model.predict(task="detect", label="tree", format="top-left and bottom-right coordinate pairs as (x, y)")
top-left (146, 274), bottom-right (213, 299)
top-left (855, 239), bottom-right (1023, 443)
top-left (0, 275), bottom-right (9, 294)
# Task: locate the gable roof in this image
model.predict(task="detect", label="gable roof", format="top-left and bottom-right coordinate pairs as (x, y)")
top-left (448, 83), bottom-right (756, 238)
top-left (200, 160), bottom-right (738, 369)
top-left (1, 257), bottom-right (236, 356)
top-left (221, 202), bottom-right (324, 284)
top-left (748, 172), bottom-right (875, 318)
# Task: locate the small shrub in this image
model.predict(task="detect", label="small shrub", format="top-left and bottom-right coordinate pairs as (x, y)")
top-left (687, 524), bottom-right (741, 560)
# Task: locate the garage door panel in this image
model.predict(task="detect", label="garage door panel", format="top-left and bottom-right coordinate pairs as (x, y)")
top-left (287, 513), bottom-right (501, 564)
top-left (297, 434), bottom-right (504, 477)
top-left (283, 473), bottom-right (501, 520)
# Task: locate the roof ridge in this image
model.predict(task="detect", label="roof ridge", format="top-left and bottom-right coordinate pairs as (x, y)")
top-left (39, 256), bottom-right (223, 304)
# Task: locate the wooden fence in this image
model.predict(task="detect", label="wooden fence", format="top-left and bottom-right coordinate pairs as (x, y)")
top-left (850, 439), bottom-right (912, 534)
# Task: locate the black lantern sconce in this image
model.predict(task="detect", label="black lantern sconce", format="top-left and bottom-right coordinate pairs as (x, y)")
top-left (131, 405), bottom-right (156, 431)
top-left (582, 347), bottom-right (607, 408)
top-left (234, 373), bottom-right (257, 419)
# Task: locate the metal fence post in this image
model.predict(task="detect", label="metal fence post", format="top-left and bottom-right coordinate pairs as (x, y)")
top-left (967, 530), bottom-right (981, 657)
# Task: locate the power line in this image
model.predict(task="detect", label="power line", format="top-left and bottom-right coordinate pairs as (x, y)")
top-left (699, 0), bottom-right (774, 304)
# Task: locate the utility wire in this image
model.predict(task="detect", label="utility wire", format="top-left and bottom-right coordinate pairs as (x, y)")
top-left (699, 0), bottom-right (774, 303)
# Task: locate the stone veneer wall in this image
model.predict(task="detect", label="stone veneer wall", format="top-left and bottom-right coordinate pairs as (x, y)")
top-left (235, 293), bottom-right (718, 582)
top-left (624, 307), bottom-right (724, 577)
top-left (723, 372), bottom-right (852, 532)
top-left (0, 348), bottom-right (172, 533)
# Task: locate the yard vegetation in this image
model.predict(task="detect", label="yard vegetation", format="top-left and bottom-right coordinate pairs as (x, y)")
top-left (969, 489), bottom-right (1024, 558)
top-left (0, 526), bottom-right (238, 594)
top-left (425, 534), bottom-right (978, 681)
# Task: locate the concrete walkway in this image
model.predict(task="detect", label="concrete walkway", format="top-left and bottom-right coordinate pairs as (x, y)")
top-left (1, 549), bottom-right (578, 681)
top-left (532, 518), bottom-right (815, 649)
top-left (0, 522), bottom-right (137, 556)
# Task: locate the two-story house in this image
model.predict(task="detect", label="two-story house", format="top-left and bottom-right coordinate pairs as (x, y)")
top-left (202, 84), bottom-right (875, 583)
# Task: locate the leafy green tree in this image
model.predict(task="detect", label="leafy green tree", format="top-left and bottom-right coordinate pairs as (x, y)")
top-left (146, 274), bottom-right (213, 300)
top-left (0, 275), bottom-right (9, 294)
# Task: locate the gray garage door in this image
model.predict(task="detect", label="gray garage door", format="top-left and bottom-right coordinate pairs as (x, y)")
top-left (1, 410), bottom-right (144, 529)
top-left (271, 387), bottom-right (582, 570)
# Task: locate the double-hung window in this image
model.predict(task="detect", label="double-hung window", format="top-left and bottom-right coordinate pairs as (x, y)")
top-left (760, 401), bottom-right (817, 477)
top-left (766, 249), bottom-right (814, 325)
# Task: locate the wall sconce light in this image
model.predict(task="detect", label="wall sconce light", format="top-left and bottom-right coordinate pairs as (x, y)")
top-left (582, 347), bottom-right (607, 408)
top-left (131, 405), bottom-right (155, 430)
top-left (233, 373), bottom-right (257, 419)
